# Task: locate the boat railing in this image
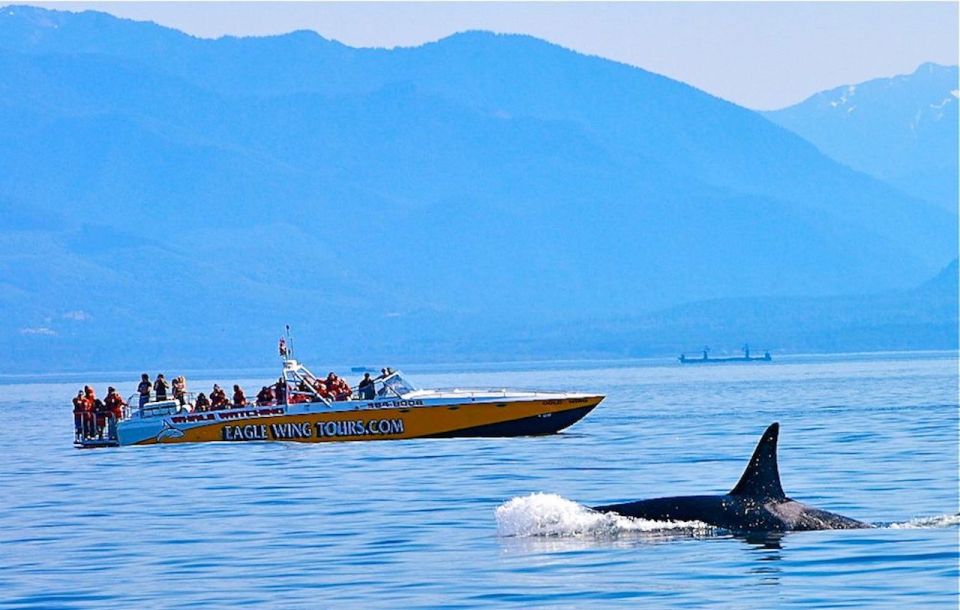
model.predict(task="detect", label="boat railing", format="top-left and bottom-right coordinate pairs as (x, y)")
top-left (126, 391), bottom-right (196, 418)
top-left (75, 411), bottom-right (121, 444)
top-left (426, 387), bottom-right (557, 398)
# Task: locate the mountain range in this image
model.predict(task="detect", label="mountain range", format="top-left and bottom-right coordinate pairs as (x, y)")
top-left (0, 5), bottom-right (955, 372)
top-left (765, 63), bottom-right (958, 212)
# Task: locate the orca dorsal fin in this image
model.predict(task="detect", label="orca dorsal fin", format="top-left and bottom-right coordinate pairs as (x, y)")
top-left (729, 422), bottom-right (785, 499)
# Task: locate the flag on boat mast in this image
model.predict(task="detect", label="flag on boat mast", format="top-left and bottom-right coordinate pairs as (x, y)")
top-left (279, 324), bottom-right (294, 359)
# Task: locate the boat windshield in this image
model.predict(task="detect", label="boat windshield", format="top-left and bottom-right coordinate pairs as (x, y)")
top-left (378, 372), bottom-right (417, 398)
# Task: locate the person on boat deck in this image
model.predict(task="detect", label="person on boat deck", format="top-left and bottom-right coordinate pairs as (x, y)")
top-left (104, 386), bottom-right (126, 421)
top-left (323, 373), bottom-right (337, 398)
top-left (274, 378), bottom-right (287, 406)
top-left (72, 390), bottom-right (85, 441)
top-left (286, 381), bottom-right (310, 404)
top-left (357, 373), bottom-right (375, 400)
top-left (137, 373), bottom-right (152, 407)
top-left (210, 384), bottom-right (228, 410)
top-left (81, 386), bottom-right (97, 435)
top-left (93, 397), bottom-right (110, 440)
top-left (312, 378), bottom-right (331, 400)
top-left (232, 385), bottom-right (247, 408)
top-left (154, 374), bottom-right (170, 401)
top-left (256, 386), bottom-right (274, 406)
top-left (194, 392), bottom-right (211, 412)
top-left (172, 376), bottom-right (187, 406)
top-left (335, 377), bottom-right (352, 402)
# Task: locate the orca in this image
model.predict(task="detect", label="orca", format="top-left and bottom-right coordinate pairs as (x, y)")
top-left (592, 423), bottom-right (871, 532)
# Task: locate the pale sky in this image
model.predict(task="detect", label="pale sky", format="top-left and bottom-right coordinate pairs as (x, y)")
top-left (32, 2), bottom-right (960, 109)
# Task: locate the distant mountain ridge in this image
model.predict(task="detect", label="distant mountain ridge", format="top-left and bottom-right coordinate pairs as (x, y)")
top-left (0, 5), bottom-right (956, 372)
top-left (512, 259), bottom-right (959, 360)
top-left (765, 63), bottom-right (959, 211)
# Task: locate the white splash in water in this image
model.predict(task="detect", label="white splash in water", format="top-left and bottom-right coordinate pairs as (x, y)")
top-left (886, 514), bottom-right (960, 529)
top-left (495, 493), bottom-right (714, 538)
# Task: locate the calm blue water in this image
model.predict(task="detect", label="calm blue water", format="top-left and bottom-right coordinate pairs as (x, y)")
top-left (1, 353), bottom-right (957, 609)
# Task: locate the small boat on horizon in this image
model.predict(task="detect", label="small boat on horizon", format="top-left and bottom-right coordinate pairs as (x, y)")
top-left (679, 345), bottom-right (772, 364)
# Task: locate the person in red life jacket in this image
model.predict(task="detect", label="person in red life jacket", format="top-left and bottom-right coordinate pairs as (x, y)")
top-left (312, 379), bottom-right (331, 401)
top-left (335, 377), bottom-right (352, 402)
top-left (256, 386), bottom-right (274, 406)
top-left (81, 386), bottom-right (97, 439)
top-left (324, 373), bottom-right (338, 397)
top-left (72, 390), bottom-right (85, 441)
top-left (232, 385), bottom-right (247, 408)
top-left (209, 384), bottom-right (228, 410)
top-left (104, 387), bottom-right (126, 439)
top-left (194, 392), bottom-right (210, 412)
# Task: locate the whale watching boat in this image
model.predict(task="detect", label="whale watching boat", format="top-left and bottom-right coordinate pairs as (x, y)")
top-left (73, 343), bottom-right (604, 448)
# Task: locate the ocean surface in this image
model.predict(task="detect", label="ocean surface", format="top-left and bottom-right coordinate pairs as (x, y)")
top-left (1, 352), bottom-right (957, 609)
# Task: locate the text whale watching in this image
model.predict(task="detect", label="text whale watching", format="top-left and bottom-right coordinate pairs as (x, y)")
top-left (72, 334), bottom-right (604, 448)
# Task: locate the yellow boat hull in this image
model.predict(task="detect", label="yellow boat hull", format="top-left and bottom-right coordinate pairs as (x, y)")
top-left (128, 395), bottom-right (603, 446)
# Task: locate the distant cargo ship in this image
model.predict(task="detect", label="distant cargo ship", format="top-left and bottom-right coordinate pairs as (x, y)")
top-left (679, 345), bottom-right (772, 364)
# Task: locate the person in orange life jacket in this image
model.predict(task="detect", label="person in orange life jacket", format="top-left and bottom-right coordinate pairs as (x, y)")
top-left (105, 387), bottom-right (126, 421)
top-left (323, 373), bottom-right (350, 401)
top-left (194, 392), bottom-right (211, 412)
top-left (232, 385), bottom-right (247, 408)
top-left (154, 374), bottom-right (169, 401)
top-left (72, 390), bottom-right (85, 440)
top-left (136, 374), bottom-right (151, 407)
top-left (256, 386), bottom-right (274, 406)
top-left (312, 378), bottom-right (331, 400)
top-left (104, 387), bottom-right (126, 440)
top-left (335, 377), bottom-right (352, 401)
top-left (210, 385), bottom-right (228, 410)
top-left (324, 373), bottom-right (339, 395)
top-left (81, 386), bottom-right (97, 438)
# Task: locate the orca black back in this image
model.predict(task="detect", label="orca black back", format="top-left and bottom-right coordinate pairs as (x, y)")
top-left (591, 422), bottom-right (871, 532)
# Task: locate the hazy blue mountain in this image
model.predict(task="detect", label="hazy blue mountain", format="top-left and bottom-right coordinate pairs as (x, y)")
top-left (0, 6), bottom-right (956, 372)
top-left (508, 259), bottom-right (959, 359)
top-left (765, 63), bottom-right (959, 212)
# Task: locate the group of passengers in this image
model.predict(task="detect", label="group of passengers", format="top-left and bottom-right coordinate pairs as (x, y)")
top-left (193, 384), bottom-right (248, 412)
top-left (72, 385), bottom-right (127, 441)
top-left (315, 372), bottom-right (353, 402)
top-left (137, 373), bottom-right (188, 407)
top-left (75, 368), bottom-right (398, 437)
